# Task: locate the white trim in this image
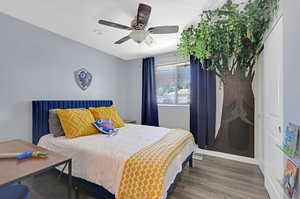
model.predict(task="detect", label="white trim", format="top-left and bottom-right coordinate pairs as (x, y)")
top-left (156, 62), bottom-right (190, 69)
top-left (258, 160), bottom-right (264, 175)
top-left (265, 176), bottom-right (281, 199)
top-left (158, 104), bottom-right (189, 107)
top-left (193, 153), bottom-right (203, 161)
top-left (262, 14), bottom-right (283, 45)
top-left (196, 148), bottom-right (258, 165)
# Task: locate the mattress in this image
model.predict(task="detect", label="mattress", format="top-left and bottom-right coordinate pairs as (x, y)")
top-left (38, 124), bottom-right (195, 199)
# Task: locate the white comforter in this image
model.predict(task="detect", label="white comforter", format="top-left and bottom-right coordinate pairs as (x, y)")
top-left (38, 124), bottom-right (195, 199)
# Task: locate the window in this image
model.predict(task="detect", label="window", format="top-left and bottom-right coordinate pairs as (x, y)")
top-left (156, 63), bottom-right (190, 105)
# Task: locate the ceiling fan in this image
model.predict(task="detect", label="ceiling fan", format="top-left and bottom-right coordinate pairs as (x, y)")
top-left (98, 3), bottom-right (179, 45)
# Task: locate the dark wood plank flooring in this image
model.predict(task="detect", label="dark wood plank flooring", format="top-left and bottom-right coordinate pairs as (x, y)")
top-left (22, 155), bottom-right (269, 199)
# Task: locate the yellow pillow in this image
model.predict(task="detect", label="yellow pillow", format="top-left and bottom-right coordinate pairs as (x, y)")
top-left (89, 105), bottom-right (125, 128)
top-left (56, 109), bottom-right (98, 138)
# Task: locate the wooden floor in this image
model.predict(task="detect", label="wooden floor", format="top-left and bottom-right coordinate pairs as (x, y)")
top-left (23, 155), bottom-right (269, 199)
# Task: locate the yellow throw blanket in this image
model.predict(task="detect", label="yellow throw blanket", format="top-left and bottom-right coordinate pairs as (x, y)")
top-left (118, 129), bottom-right (195, 199)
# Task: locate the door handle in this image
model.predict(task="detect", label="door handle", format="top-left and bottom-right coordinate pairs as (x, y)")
top-left (278, 126), bottom-right (281, 134)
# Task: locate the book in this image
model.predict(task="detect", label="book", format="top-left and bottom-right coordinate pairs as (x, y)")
top-left (283, 159), bottom-right (298, 198)
top-left (283, 123), bottom-right (300, 158)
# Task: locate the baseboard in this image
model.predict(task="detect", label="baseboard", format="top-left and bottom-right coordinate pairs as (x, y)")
top-left (265, 175), bottom-right (281, 199)
top-left (258, 161), bottom-right (264, 175)
top-left (192, 153), bottom-right (203, 161)
top-left (195, 148), bottom-right (258, 165)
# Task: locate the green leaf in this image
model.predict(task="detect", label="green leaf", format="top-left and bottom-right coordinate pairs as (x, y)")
top-left (178, 0), bottom-right (279, 77)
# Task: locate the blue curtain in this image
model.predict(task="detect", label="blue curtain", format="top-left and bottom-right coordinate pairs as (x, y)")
top-left (190, 55), bottom-right (216, 148)
top-left (141, 57), bottom-right (159, 126)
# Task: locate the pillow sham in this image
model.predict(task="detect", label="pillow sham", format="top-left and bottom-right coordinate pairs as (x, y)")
top-left (89, 105), bottom-right (125, 128)
top-left (49, 109), bottom-right (65, 137)
top-left (56, 109), bottom-right (98, 138)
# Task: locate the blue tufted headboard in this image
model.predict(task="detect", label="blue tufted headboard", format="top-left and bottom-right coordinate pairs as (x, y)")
top-left (32, 100), bottom-right (113, 144)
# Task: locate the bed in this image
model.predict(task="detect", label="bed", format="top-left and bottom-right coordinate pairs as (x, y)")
top-left (32, 100), bottom-right (195, 199)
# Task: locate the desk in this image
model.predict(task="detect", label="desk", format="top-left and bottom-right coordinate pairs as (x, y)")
top-left (0, 139), bottom-right (72, 199)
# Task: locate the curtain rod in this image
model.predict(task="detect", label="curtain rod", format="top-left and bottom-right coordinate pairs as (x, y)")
top-left (156, 61), bottom-right (190, 68)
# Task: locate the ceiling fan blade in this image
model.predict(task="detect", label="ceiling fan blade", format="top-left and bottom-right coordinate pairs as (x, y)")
top-left (148, 26), bottom-right (179, 34)
top-left (114, 35), bottom-right (131, 44)
top-left (137, 3), bottom-right (152, 26)
top-left (98, 20), bottom-right (132, 31)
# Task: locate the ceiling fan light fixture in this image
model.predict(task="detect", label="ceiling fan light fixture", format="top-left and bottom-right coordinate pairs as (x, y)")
top-left (144, 35), bottom-right (154, 46)
top-left (129, 30), bottom-right (149, 43)
top-left (98, 3), bottom-right (179, 45)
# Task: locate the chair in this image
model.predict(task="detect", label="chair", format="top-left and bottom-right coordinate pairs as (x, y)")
top-left (0, 184), bottom-right (30, 199)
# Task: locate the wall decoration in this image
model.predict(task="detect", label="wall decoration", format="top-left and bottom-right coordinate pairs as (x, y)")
top-left (74, 68), bottom-right (92, 91)
top-left (179, 0), bottom-right (279, 158)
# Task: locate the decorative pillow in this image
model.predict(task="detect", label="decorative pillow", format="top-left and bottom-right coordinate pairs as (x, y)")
top-left (49, 109), bottom-right (65, 137)
top-left (93, 120), bottom-right (118, 135)
top-left (56, 109), bottom-right (98, 138)
top-left (89, 105), bottom-right (125, 128)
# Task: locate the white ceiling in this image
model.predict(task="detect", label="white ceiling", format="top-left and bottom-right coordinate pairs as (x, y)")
top-left (0, 0), bottom-right (226, 60)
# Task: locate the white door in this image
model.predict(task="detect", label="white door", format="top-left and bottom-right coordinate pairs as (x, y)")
top-left (263, 16), bottom-right (284, 199)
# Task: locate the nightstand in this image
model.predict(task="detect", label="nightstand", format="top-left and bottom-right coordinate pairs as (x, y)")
top-left (124, 120), bottom-right (137, 124)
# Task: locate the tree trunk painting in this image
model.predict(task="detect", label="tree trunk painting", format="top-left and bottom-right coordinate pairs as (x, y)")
top-left (178, 0), bottom-right (278, 158)
top-left (213, 74), bottom-right (255, 157)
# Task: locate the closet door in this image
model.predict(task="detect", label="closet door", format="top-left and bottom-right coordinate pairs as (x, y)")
top-left (263, 16), bottom-right (284, 199)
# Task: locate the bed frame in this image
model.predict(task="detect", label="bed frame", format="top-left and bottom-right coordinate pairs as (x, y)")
top-left (32, 100), bottom-right (193, 199)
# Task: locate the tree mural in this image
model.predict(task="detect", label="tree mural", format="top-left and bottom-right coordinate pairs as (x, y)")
top-left (178, 0), bottom-right (279, 157)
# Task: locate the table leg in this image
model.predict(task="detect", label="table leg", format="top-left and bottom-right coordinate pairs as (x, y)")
top-left (74, 186), bottom-right (79, 199)
top-left (68, 160), bottom-right (72, 199)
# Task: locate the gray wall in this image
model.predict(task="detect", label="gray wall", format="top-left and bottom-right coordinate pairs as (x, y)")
top-left (283, 1), bottom-right (300, 127)
top-left (124, 52), bottom-right (222, 132)
top-left (124, 57), bottom-right (190, 130)
top-left (0, 13), bottom-right (127, 142)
